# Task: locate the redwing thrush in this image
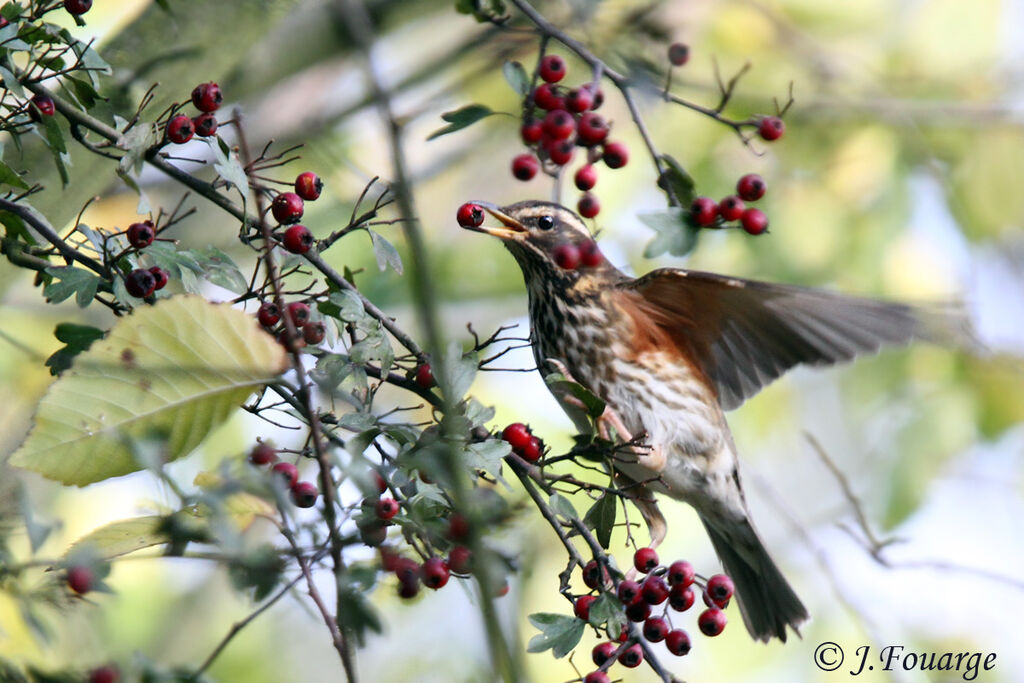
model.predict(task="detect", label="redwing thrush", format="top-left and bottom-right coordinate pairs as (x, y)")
top-left (462, 199), bottom-right (968, 643)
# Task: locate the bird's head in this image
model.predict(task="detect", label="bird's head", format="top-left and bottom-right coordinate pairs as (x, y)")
top-left (458, 200), bottom-right (615, 290)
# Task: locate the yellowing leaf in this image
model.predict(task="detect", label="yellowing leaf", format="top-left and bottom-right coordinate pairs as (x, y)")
top-left (64, 516), bottom-right (168, 560)
top-left (10, 296), bottom-right (289, 486)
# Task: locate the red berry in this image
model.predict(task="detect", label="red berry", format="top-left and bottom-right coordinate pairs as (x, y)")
top-left (736, 173), bottom-right (766, 201)
top-left (633, 547), bottom-right (659, 573)
top-left (379, 547), bottom-right (401, 571)
top-left (30, 94), bottom-right (56, 120)
top-left (291, 481), bottom-right (319, 508)
top-left (577, 193), bottom-right (600, 219)
top-left (414, 363), bottom-right (435, 388)
top-left (0, 17), bottom-right (8, 29)
top-left (447, 513), bottom-right (469, 540)
top-left (521, 119), bottom-right (544, 144)
top-left (552, 243), bottom-right (581, 270)
top-left (579, 239), bottom-right (603, 267)
top-left (448, 545), bottom-right (472, 574)
top-left (294, 172), bottom-right (323, 201)
top-left (618, 643), bottom-right (643, 668)
top-left (66, 565), bottom-right (93, 594)
top-left (375, 497), bottom-right (400, 520)
top-left (741, 207), bottom-right (769, 235)
top-left (148, 266), bottom-right (169, 291)
top-left (581, 559), bottom-right (609, 590)
top-left (249, 443), bottom-right (277, 466)
top-left (520, 435), bottom-right (543, 462)
top-left (456, 202), bottom-right (485, 228)
top-left (592, 641), bottom-right (617, 667)
top-left (360, 521), bottom-right (387, 547)
top-left (565, 88), bottom-right (594, 113)
top-left (372, 470), bottom-right (388, 495)
top-left (88, 665), bottom-right (119, 683)
top-left (285, 301), bottom-right (310, 327)
top-left (124, 268), bottom-right (156, 298)
top-left (668, 42), bottom-right (691, 67)
top-left (617, 579), bottom-right (641, 604)
top-left (582, 83), bottom-right (604, 110)
top-left (625, 598), bottom-right (650, 622)
top-left (257, 302), bottom-right (280, 327)
top-left (665, 629), bottom-right (692, 656)
top-left (669, 584), bottom-right (695, 612)
top-left (640, 575), bottom-right (669, 605)
top-left (398, 575), bottom-right (420, 599)
top-left (576, 113), bottom-right (608, 146)
top-left (272, 462), bottom-right (299, 488)
top-left (192, 113), bottom-right (217, 137)
top-left (511, 153), bottom-right (539, 181)
top-left (501, 423), bottom-right (532, 451)
top-left (272, 192), bottom-right (304, 225)
top-left (165, 115), bottom-right (194, 144)
top-left (703, 587), bottom-right (729, 609)
top-left (574, 594), bottom-right (597, 621)
top-left (759, 116), bottom-right (785, 141)
top-left (539, 54), bottom-right (567, 83)
top-left (584, 673), bottom-right (610, 683)
top-left (191, 82), bottom-right (223, 113)
top-left (698, 607), bottom-right (727, 636)
top-left (602, 141), bottom-right (629, 169)
top-left (282, 224), bottom-right (314, 254)
top-left (127, 220), bottom-right (155, 249)
top-left (546, 139), bottom-right (575, 166)
top-left (643, 616), bottom-right (670, 642)
top-left (690, 196), bottom-right (718, 226)
top-left (706, 574), bottom-right (735, 603)
top-left (543, 109), bottom-right (575, 140)
top-left (422, 556), bottom-right (450, 589)
top-left (667, 560), bottom-right (695, 587)
top-left (302, 320), bottom-right (326, 345)
top-left (532, 83), bottom-right (563, 110)
top-left (718, 195), bottom-right (745, 222)
top-left (574, 165), bottom-right (597, 191)
top-left (63, 0), bottom-right (92, 16)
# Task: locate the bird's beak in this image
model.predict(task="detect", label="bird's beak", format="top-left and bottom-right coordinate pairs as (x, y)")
top-left (461, 201), bottom-right (527, 240)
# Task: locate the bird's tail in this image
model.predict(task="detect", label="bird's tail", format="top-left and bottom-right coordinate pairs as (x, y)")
top-left (700, 515), bottom-right (809, 643)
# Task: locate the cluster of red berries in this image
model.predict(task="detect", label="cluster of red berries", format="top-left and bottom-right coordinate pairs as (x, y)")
top-left (248, 443), bottom-right (319, 507)
top-left (501, 422), bottom-right (544, 462)
top-left (165, 82), bottom-right (223, 145)
top-left (272, 171), bottom-right (323, 255)
top-left (256, 299), bottom-right (325, 348)
top-left (689, 173), bottom-right (771, 236)
top-left (121, 219), bottom-right (171, 298)
top-left (579, 547), bottom-right (732, 680)
top-left (512, 54), bottom-right (628, 219)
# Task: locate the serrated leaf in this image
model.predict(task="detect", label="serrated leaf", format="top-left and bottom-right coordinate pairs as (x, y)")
top-left (584, 493), bottom-right (617, 549)
top-left (549, 493), bottom-right (578, 521)
top-left (0, 158), bottom-right (28, 190)
top-left (117, 122), bottom-right (158, 176)
top-left (526, 613), bottom-right (585, 658)
top-left (464, 439), bottom-right (511, 478)
top-left (327, 290), bottom-right (367, 323)
top-left (640, 208), bottom-right (699, 258)
top-left (42, 266), bottom-right (100, 307)
top-left (503, 60), bottom-right (530, 96)
top-left (64, 516), bottom-right (168, 560)
top-left (657, 153), bottom-right (696, 206)
top-left (544, 372), bottom-right (605, 419)
top-left (438, 342), bottom-right (477, 400)
top-left (427, 104), bottom-right (495, 140)
top-left (192, 246), bottom-right (249, 294)
top-left (209, 137), bottom-right (249, 200)
top-left (10, 296), bottom-right (289, 486)
top-left (368, 230), bottom-right (403, 274)
top-left (0, 65), bottom-right (24, 99)
top-left (45, 323), bottom-right (104, 375)
top-left (587, 591), bottom-right (622, 627)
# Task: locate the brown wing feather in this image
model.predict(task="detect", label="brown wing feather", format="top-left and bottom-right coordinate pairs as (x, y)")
top-left (623, 268), bottom-right (968, 410)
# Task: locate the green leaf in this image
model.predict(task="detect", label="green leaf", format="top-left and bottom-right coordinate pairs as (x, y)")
top-left (427, 104), bottom-right (495, 140)
top-left (117, 122), bottom-right (159, 176)
top-left (549, 493), bottom-right (578, 521)
top-left (0, 65), bottom-right (25, 99)
top-left (588, 591), bottom-right (623, 628)
top-left (45, 323), bottom-right (105, 376)
top-left (192, 246), bottom-right (249, 294)
top-left (584, 493), bottom-right (617, 549)
top-left (526, 613), bottom-right (586, 658)
top-left (0, 158), bottom-right (28, 190)
top-left (464, 439), bottom-right (511, 479)
top-left (9, 296), bottom-right (289, 486)
top-left (368, 230), bottom-right (402, 274)
top-left (42, 266), bottom-right (101, 307)
top-left (438, 342), bottom-right (477, 400)
top-left (337, 584), bottom-right (383, 646)
top-left (544, 372), bottom-right (605, 419)
top-left (640, 208), bottom-right (699, 258)
top-left (210, 137), bottom-right (249, 200)
top-left (228, 544), bottom-right (285, 602)
top-left (503, 60), bottom-right (530, 96)
top-left (349, 327), bottom-right (394, 373)
top-left (64, 516), bottom-right (169, 560)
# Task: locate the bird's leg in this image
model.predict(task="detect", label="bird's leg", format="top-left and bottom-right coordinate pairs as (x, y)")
top-left (617, 475), bottom-right (668, 580)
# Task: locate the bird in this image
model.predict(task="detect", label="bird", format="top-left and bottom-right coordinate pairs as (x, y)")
top-left (460, 198), bottom-right (969, 643)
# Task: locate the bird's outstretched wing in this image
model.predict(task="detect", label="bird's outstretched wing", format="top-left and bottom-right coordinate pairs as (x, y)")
top-left (621, 268), bottom-right (970, 410)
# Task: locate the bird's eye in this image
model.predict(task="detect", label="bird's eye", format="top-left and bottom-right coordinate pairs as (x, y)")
top-left (537, 215), bottom-right (554, 231)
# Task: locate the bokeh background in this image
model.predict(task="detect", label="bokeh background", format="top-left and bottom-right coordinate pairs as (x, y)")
top-left (2, 0), bottom-right (1023, 681)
